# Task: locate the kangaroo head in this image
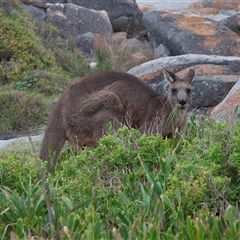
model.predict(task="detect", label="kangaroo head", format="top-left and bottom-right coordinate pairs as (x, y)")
top-left (162, 68), bottom-right (195, 110)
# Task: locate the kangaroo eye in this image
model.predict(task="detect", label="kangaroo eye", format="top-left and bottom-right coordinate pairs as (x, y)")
top-left (186, 88), bottom-right (191, 94)
top-left (171, 88), bottom-right (177, 94)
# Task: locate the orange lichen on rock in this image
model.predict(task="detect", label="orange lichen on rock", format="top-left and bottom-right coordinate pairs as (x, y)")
top-left (177, 64), bottom-right (230, 76)
top-left (187, 7), bottom-right (220, 15)
top-left (139, 6), bottom-right (149, 13)
top-left (176, 13), bottom-right (217, 36)
top-left (189, 0), bottom-right (239, 11)
top-left (138, 69), bottom-right (162, 83)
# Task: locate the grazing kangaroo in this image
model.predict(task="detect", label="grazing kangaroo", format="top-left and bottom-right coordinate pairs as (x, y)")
top-left (40, 69), bottom-right (195, 169)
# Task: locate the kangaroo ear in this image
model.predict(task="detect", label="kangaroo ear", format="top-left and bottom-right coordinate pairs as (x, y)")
top-left (185, 69), bottom-right (195, 83)
top-left (162, 68), bottom-right (177, 83)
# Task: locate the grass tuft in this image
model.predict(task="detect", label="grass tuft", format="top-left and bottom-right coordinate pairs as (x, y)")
top-left (0, 90), bottom-right (49, 135)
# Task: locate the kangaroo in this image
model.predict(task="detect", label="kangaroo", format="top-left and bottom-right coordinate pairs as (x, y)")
top-left (40, 68), bottom-right (195, 169)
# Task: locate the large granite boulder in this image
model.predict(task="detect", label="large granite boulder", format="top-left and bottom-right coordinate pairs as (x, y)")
top-left (21, 0), bottom-right (47, 8)
top-left (189, 0), bottom-right (239, 11)
top-left (75, 32), bottom-right (107, 55)
top-left (128, 54), bottom-right (240, 108)
top-left (46, 3), bottom-right (113, 39)
top-left (24, 4), bottom-right (46, 21)
top-left (211, 79), bottom-right (240, 121)
top-left (219, 13), bottom-right (240, 36)
top-left (45, 0), bottom-right (145, 38)
top-left (143, 10), bottom-right (240, 57)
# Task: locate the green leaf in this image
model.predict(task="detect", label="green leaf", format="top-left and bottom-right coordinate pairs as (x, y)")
top-left (119, 225), bottom-right (128, 240)
top-left (36, 216), bottom-right (42, 236)
top-left (161, 194), bottom-right (174, 211)
top-left (118, 192), bottom-right (129, 204)
top-left (16, 218), bottom-right (24, 238)
top-left (94, 221), bottom-right (102, 239)
top-left (67, 213), bottom-right (76, 231)
top-left (62, 197), bottom-right (74, 211)
top-left (118, 212), bottom-right (129, 226)
top-left (186, 216), bottom-right (193, 237)
top-left (141, 161), bottom-right (163, 195)
top-left (139, 183), bottom-right (149, 208)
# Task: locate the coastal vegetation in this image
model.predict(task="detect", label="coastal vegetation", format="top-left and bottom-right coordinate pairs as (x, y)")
top-left (0, 1), bottom-right (239, 239)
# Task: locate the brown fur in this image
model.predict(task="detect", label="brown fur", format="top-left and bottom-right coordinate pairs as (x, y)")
top-left (40, 69), bottom-right (195, 169)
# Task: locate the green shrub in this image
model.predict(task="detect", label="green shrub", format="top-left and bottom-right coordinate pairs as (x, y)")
top-left (24, 70), bottom-right (73, 96)
top-left (166, 116), bottom-right (240, 216)
top-left (0, 6), bottom-right (57, 83)
top-left (0, 153), bottom-right (39, 189)
top-left (39, 34), bottom-right (91, 78)
top-left (0, 90), bottom-right (49, 135)
top-left (14, 74), bottom-right (38, 91)
top-left (0, 123), bottom-right (240, 239)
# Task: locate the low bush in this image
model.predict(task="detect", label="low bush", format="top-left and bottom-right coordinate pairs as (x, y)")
top-left (168, 115), bottom-right (240, 215)
top-left (0, 90), bottom-right (49, 135)
top-left (0, 118), bottom-right (240, 239)
top-left (23, 70), bottom-right (73, 96)
top-left (0, 6), bottom-right (57, 84)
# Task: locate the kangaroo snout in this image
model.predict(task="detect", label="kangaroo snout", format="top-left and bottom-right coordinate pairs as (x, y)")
top-left (178, 99), bottom-right (187, 109)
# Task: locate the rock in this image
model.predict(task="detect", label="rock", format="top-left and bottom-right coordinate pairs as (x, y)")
top-left (128, 52), bottom-right (150, 69)
top-left (192, 75), bottom-right (238, 107)
top-left (21, 0), bottom-right (47, 9)
top-left (46, 3), bottom-right (113, 39)
top-left (89, 62), bottom-right (97, 69)
top-left (111, 32), bottom-right (128, 45)
top-left (143, 10), bottom-right (240, 57)
top-left (219, 13), bottom-right (240, 36)
top-left (210, 79), bottom-right (240, 121)
top-left (104, 33), bottom-right (153, 70)
top-left (128, 54), bottom-right (240, 108)
top-left (122, 38), bottom-right (152, 54)
top-left (53, 0), bottom-right (146, 38)
top-left (154, 44), bottom-right (171, 58)
top-left (43, 0), bottom-right (65, 3)
top-left (189, 0), bottom-right (240, 11)
top-left (117, 37), bottom-right (153, 70)
top-left (75, 32), bottom-right (107, 55)
top-left (25, 5), bottom-right (46, 21)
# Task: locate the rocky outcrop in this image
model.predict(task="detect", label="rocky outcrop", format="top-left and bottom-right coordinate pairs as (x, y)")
top-left (75, 33), bottom-right (107, 55)
top-left (24, 4), bottom-right (45, 21)
top-left (21, 0), bottom-right (47, 8)
top-left (143, 10), bottom-right (240, 57)
top-left (20, 0), bottom-right (151, 65)
top-left (46, 4), bottom-right (113, 39)
top-left (219, 13), bottom-right (240, 36)
top-left (18, 0), bottom-right (240, 116)
top-left (154, 44), bottom-right (171, 58)
top-left (210, 79), bottom-right (240, 121)
top-left (56, 0), bottom-right (145, 38)
top-left (128, 54), bottom-right (240, 108)
top-left (23, 0), bottom-right (145, 38)
top-left (190, 0), bottom-right (240, 11)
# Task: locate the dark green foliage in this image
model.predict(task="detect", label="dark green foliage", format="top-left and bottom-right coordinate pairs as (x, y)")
top-left (14, 74), bottom-right (38, 91)
top-left (0, 120), bottom-right (240, 239)
top-left (0, 1), bottom-right (239, 239)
